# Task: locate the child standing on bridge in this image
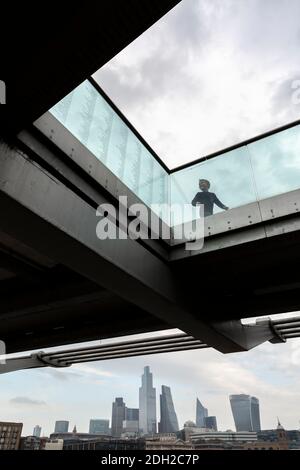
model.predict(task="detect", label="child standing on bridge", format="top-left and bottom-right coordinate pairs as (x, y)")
top-left (192, 179), bottom-right (229, 217)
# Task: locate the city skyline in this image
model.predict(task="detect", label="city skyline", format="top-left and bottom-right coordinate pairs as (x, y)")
top-left (2, 345), bottom-right (299, 437)
top-left (1, 0), bottom-right (300, 455)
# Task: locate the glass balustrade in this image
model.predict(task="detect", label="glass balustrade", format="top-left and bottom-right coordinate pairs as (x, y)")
top-left (50, 80), bottom-right (169, 222)
top-left (247, 125), bottom-right (300, 201)
top-left (49, 79), bottom-right (300, 231)
top-left (170, 146), bottom-right (257, 226)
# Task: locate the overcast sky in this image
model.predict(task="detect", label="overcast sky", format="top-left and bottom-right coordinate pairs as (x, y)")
top-left (94, 0), bottom-right (300, 168)
top-left (1, 315), bottom-right (300, 436)
top-left (1, 0), bottom-right (300, 437)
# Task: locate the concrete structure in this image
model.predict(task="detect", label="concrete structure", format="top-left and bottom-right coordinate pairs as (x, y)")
top-left (0, 422), bottom-right (23, 450)
top-left (258, 428), bottom-right (300, 449)
top-left (180, 421), bottom-right (211, 441)
top-left (145, 434), bottom-right (192, 450)
top-left (33, 425), bottom-right (41, 438)
top-left (193, 441), bottom-right (245, 450)
top-left (111, 398), bottom-right (125, 438)
top-left (196, 399), bottom-right (208, 427)
top-left (50, 431), bottom-right (109, 442)
top-left (1, 0), bottom-right (300, 375)
top-left (54, 421), bottom-right (69, 433)
top-left (139, 367), bottom-right (157, 435)
top-left (159, 385), bottom-right (179, 433)
top-left (230, 395), bottom-right (261, 432)
top-left (89, 419), bottom-right (109, 435)
top-left (190, 431), bottom-right (258, 443)
top-left (64, 437), bottom-right (145, 451)
top-left (44, 439), bottom-right (64, 450)
top-left (20, 436), bottom-right (48, 450)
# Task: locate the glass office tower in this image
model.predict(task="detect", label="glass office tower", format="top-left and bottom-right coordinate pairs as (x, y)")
top-left (54, 421), bottom-right (69, 433)
top-left (204, 416), bottom-right (218, 431)
top-left (196, 398), bottom-right (208, 427)
top-left (230, 394), bottom-right (261, 431)
top-left (159, 385), bottom-right (179, 433)
top-left (89, 419), bottom-right (109, 435)
top-left (139, 366), bottom-right (157, 435)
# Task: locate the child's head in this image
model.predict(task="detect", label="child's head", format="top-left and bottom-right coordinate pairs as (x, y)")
top-left (199, 179), bottom-right (210, 191)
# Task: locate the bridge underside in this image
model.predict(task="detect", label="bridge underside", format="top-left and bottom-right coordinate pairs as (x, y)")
top-left (173, 225), bottom-right (300, 322)
top-left (0, 247), bottom-right (168, 354)
top-left (1, 0), bottom-right (300, 357)
top-left (1, 127), bottom-right (300, 355)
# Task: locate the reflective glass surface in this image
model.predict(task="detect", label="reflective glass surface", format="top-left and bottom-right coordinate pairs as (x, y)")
top-left (50, 81), bottom-right (169, 219)
top-left (50, 80), bottom-right (300, 230)
top-left (247, 125), bottom-right (300, 200)
top-left (170, 147), bottom-right (257, 226)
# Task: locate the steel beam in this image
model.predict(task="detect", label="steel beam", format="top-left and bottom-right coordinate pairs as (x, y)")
top-left (0, 138), bottom-right (247, 353)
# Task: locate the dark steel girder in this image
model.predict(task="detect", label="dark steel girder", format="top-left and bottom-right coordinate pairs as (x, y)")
top-left (0, 1), bottom-right (181, 132)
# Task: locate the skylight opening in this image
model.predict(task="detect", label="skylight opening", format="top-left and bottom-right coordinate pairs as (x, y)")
top-left (93, 0), bottom-right (300, 169)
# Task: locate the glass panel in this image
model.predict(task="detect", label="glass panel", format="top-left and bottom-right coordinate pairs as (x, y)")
top-left (50, 80), bottom-right (169, 221)
top-left (170, 147), bottom-right (257, 226)
top-left (50, 80), bottom-right (300, 232)
top-left (247, 125), bottom-right (300, 200)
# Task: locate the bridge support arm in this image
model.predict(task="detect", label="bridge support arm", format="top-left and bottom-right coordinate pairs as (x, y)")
top-left (0, 353), bottom-right (69, 374)
top-left (210, 317), bottom-right (286, 353)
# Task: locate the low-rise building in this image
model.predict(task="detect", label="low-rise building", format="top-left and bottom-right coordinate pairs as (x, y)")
top-left (64, 437), bottom-right (145, 451)
top-left (0, 421), bottom-right (23, 450)
top-left (20, 435), bottom-right (49, 450)
top-left (145, 433), bottom-right (192, 450)
top-left (190, 430), bottom-right (257, 443)
top-left (44, 439), bottom-right (64, 450)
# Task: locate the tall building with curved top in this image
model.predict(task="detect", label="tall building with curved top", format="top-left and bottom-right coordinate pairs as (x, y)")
top-left (139, 366), bottom-right (157, 435)
top-left (159, 385), bottom-right (179, 433)
top-left (230, 394), bottom-right (261, 432)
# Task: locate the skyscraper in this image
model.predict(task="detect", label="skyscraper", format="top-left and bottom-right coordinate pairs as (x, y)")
top-left (89, 419), bottom-right (110, 435)
top-left (139, 366), bottom-right (157, 435)
top-left (159, 385), bottom-right (179, 433)
top-left (111, 397), bottom-right (125, 437)
top-left (125, 408), bottom-right (139, 422)
top-left (204, 416), bottom-right (218, 431)
top-left (230, 394), bottom-right (261, 432)
top-left (123, 408), bottom-right (139, 435)
top-left (195, 398), bottom-right (208, 427)
top-left (54, 421), bottom-right (69, 433)
top-left (33, 425), bottom-right (41, 437)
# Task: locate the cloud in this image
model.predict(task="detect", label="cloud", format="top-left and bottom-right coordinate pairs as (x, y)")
top-left (271, 73), bottom-right (300, 122)
top-left (10, 396), bottom-right (47, 406)
top-left (35, 367), bottom-right (78, 381)
top-left (94, 0), bottom-right (300, 168)
top-left (71, 364), bottom-right (117, 378)
top-left (33, 362), bottom-right (118, 385)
